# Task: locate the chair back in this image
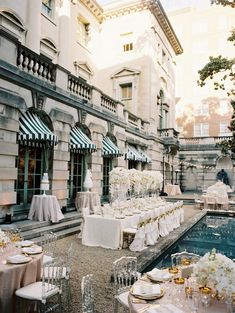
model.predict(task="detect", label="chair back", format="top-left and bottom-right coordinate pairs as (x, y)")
top-left (66, 242), bottom-right (76, 277)
top-left (41, 231), bottom-right (57, 257)
top-left (113, 256), bottom-right (138, 295)
top-left (81, 274), bottom-right (94, 313)
top-left (41, 258), bottom-right (63, 303)
top-left (171, 251), bottom-right (200, 267)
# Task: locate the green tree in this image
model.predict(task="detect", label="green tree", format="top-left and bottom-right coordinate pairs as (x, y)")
top-left (211, 0), bottom-right (235, 8)
top-left (197, 14), bottom-right (235, 156)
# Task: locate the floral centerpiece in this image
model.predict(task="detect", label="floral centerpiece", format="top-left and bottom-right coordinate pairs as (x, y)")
top-left (0, 229), bottom-right (10, 244)
top-left (128, 169), bottom-right (141, 195)
top-left (193, 249), bottom-right (235, 297)
top-left (109, 167), bottom-right (130, 200)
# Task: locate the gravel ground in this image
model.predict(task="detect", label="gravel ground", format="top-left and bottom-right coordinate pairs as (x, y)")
top-left (56, 204), bottom-right (200, 313)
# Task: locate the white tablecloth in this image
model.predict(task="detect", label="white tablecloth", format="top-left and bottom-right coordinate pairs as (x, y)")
top-left (28, 195), bottom-right (64, 223)
top-left (75, 191), bottom-right (100, 214)
top-left (207, 181), bottom-right (232, 195)
top-left (165, 184), bottom-right (181, 196)
top-left (82, 214), bottom-right (140, 249)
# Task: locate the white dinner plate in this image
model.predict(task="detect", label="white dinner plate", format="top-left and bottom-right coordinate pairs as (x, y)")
top-left (7, 254), bottom-right (32, 264)
top-left (17, 240), bottom-right (34, 247)
top-left (22, 245), bottom-right (42, 254)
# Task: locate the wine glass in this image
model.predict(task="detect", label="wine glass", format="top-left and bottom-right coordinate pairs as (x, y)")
top-left (188, 291), bottom-right (200, 313)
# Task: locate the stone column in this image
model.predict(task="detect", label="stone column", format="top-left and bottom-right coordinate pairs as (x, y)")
top-left (26, 0), bottom-right (41, 53)
top-left (58, 0), bottom-right (71, 69)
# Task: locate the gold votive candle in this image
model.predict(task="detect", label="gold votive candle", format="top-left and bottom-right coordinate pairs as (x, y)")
top-left (199, 286), bottom-right (212, 294)
top-left (174, 277), bottom-right (185, 285)
top-left (168, 267), bottom-right (179, 274)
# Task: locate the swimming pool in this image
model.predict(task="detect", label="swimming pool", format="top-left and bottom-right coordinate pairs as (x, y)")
top-left (144, 213), bottom-right (235, 272)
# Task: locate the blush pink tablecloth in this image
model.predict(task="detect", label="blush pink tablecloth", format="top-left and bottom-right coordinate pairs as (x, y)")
top-left (165, 184), bottom-right (181, 196)
top-left (28, 195), bottom-right (64, 223)
top-left (75, 191), bottom-right (100, 214)
top-left (129, 279), bottom-right (228, 313)
top-left (0, 249), bottom-right (43, 313)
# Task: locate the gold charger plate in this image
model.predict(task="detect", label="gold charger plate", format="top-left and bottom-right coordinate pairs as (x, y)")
top-left (130, 287), bottom-right (164, 300)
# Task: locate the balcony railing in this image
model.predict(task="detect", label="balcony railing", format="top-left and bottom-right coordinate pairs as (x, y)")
top-left (68, 74), bottom-right (92, 101)
top-left (158, 128), bottom-right (179, 139)
top-left (100, 93), bottom-right (117, 113)
top-left (17, 45), bottom-right (56, 83)
top-left (180, 136), bottom-right (233, 146)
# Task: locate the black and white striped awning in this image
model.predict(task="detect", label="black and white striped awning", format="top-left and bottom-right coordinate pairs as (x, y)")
top-left (18, 111), bottom-right (57, 147)
top-left (70, 126), bottom-right (96, 153)
top-left (102, 136), bottom-right (123, 157)
top-left (125, 145), bottom-right (143, 162)
top-left (125, 145), bottom-right (152, 163)
top-left (139, 149), bottom-right (152, 163)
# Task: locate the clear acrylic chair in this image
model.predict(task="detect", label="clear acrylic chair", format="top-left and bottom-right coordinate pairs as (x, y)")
top-left (41, 231), bottom-right (57, 265)
top-left (15, 258), bottom-right (63, 313)
top-left (171, 251), bottom-right (200, 267)
top-left (112, 256), bottom-right (138, 313)
top-left (44, 242), bottom-right (75, 309)
top-left (81, 274), bottom-right (95, 313)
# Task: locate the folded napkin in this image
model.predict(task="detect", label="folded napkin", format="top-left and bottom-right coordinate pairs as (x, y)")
top-left (147, 268), bottom-right (172, 281)
top-left (7, 254), bottom-right (30, 263)
top-left (132, 284), bottom-right (161, 297)
top-left (146, 304), bottom-right (185, 313)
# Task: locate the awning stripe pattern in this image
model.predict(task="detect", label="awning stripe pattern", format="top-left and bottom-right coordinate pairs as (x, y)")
top-left (102, 136), bottom-right (123, 157)
top-left (126, 145), bottom-right (143, 162)
top-left (18, 111), bottom-right (57, 147)
top-left (139, 149), bottom-right (152, 163)
top-left (126, 145), bottom-right (152, 163)
top-left (70, 126), bottom-right (96, 153)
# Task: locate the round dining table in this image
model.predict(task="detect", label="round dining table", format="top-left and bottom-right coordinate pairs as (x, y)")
top-left (128, 276), bottom-right (228, 313)
top-left (0, 246), bottom-right (43, 313)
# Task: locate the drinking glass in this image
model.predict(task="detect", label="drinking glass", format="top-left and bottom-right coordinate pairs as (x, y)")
top-left (188, 291), bottom-right (200, 313)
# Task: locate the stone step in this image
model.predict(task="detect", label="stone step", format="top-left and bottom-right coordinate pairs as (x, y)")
top-left (12, 211), bottom-right (81, 232)
top-left (31, 225), bottom-right (81, 243)
top-left (0, 211), bottom-right (82, 242)
top-left (21, 218), bottom-right (82, 240)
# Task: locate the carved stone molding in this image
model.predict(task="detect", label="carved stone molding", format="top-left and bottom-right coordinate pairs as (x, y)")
top-left (103, 0), bottom-right (183, 55)
top-left (78, 109), bottom-right (87, 124)
top-left (32, 91), bottom-right (46, 111)
top-left (79, 0), bottom-right (103, 22)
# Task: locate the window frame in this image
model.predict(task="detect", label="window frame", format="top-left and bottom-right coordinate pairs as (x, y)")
top-left (67, 152), bottom-right (85, 207)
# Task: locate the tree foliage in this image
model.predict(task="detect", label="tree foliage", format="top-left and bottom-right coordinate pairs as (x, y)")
top-left (211, 0), bottom-right (235, 8)
top-left (198, 12), bottom-right (235, 157)
top-left (197, 30), bottom-right (235, 96)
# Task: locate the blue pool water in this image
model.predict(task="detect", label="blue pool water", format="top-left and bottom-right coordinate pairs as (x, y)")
top-left (144, 213), bottom-right (235, 272)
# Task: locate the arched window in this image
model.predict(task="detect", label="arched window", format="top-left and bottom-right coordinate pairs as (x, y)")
top-left (0, 11), bottom-right (25, 41)
top-left (16, 109), bottom-right (57, 206)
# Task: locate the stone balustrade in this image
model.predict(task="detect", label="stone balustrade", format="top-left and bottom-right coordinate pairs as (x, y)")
top-left (17, 45), bottom-right (56, 83)
top-left (100, 93), bottom-right (117, 113)
top-left (67, 74), bottom-right (92, 101)
top-left (158, 128), bottom-right (179, 139)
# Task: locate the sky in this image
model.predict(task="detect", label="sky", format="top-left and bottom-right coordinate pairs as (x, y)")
top-left (97, 0), bottom-right (211, 11)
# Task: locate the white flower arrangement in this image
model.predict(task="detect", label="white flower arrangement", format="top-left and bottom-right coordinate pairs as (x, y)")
top-left (193, 249), bottom-right (235, 297)
top-left (0, 229), bottom-right (10, 244)
top-left (109, 168), bottom-right (163, 198)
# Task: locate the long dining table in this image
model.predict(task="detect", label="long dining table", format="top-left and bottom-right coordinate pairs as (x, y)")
top-left (82, 214), bottom-right (140, 249)
top-left (0, 246), bottom-right (43, 313)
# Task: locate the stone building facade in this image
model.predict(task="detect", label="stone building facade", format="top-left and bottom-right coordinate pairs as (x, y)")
top-left (0, 0), bottom-right (182, 220)
top-left (168, 4), bottom-right (235, 191)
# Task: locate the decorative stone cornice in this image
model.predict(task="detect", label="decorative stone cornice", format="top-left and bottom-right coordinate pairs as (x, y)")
top-left (103, 0), bottom-right (183, 55)
top-left (79, 0), bottom-right (103, 23)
